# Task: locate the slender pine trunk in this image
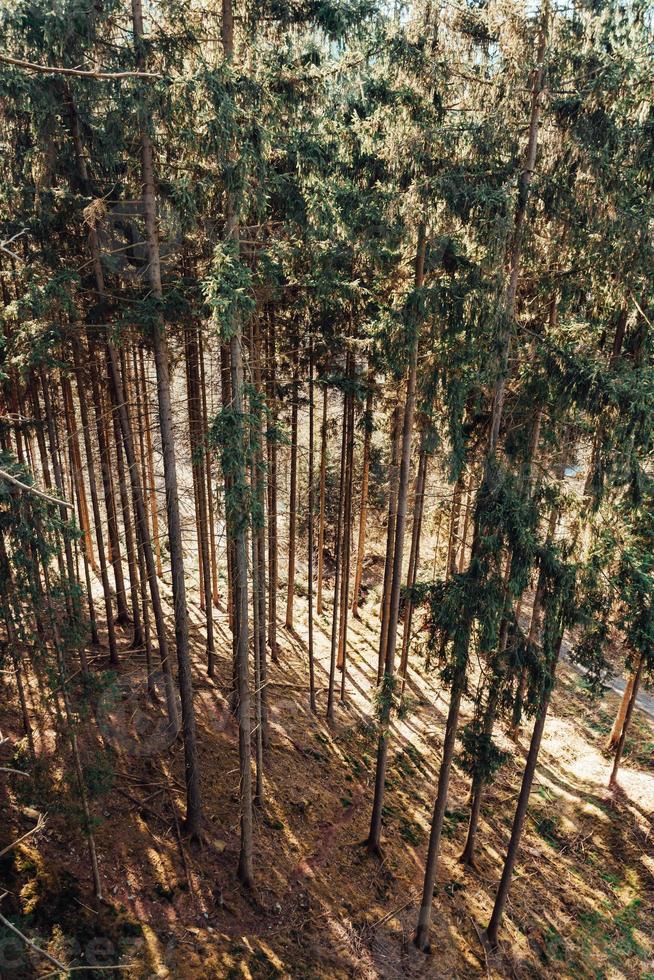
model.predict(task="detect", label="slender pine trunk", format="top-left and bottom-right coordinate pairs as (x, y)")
top-left (352, 374), bottom-right (373, 618)
top-left (251, 315), bottom-right (269, 749)
top-left (308, 346), bottom-right (316, 712)
top-left (414, 17), bottom-right (547, 948)
top-left (31, 528), bottom-right (103, 899)
top-left (400, 447), bottom-right (428, 686)
top-left (485, 634), bottom-right (563, 948)
top-left (377, 402), bottom-right (401, 682)
top-left (326, 391), bottom-right (347, 724)
top-left (87, 353), bottom-right (130, 629)
top-left (367, 223), bottom-right (425, 854)
top-left (445, 472), bottom-right (464, 581)
top-left (220, 342), bottom-right (236, 638)
top-left (139, 348), bottom-right (163, 579)
top-left (132, 0), bottom-right (201, 836)
top-left (285, 348), bottom-right (299, 630)
top-left (316, 384), bottom-right (328, 616)
top-left (72, 346), bottom-right (119, 666)
top-left (457, 471), bottom-right (474, 574)
top-left (265, 312), bottom-right (279, 660)
top-left (61, 376), bottom-right (98, 646)
top-left (607, 670), bottom-right (637, 751)
top-left (221, 0), bottom-right (253, 886)
top-left (199, 331), bottom-right (220, 609)
top-left (108, 353), bottom-right (144, 649)
top-left (609, 656), bottom-right (643, 788)
top-left (338, 358), bottom-right (356, 701)
top-left (186, 324), bottom-right (215, 673)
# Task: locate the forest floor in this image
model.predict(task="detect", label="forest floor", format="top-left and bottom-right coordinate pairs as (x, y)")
top-left (1, 561), bottom-right (654, 979)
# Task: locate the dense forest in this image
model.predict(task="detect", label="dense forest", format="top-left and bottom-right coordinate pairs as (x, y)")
top-left (0, 0), bottom-right (653, 976)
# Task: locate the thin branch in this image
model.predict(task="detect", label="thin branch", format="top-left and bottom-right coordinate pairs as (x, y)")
top-left (40, 968), bottom-right (137, 977)
top-left (0, 54), bottom-right (161, 80)
top-left (0, 468), bottom-right (74, 510)
top-left (0, 910), bottom-right (67, 972)
top-left (0, 811), bottom-right (46, 859)
top-left (631, 293), bottom-right (652, 329)
top-left (0, 228), bottom-right (28, 262)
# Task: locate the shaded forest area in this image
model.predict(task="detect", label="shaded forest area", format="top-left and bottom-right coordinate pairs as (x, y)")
top-left (0, 0), bottom-right (653, 976)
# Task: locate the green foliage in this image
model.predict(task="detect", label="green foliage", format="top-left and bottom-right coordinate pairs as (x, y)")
top-left (458, 718), bottom-right (508, 785)
top-left (203, 242), bottom-right (256, 341)
top-left (372, 671), bottom-right (399, 726)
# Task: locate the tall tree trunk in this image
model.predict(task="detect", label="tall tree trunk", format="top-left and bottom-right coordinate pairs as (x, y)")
top-left (308, 346), bottom-right (317, 712)
top-left (326, 390), bottom-right (347, 724)
top-left (609, 656), bottom-right (643, 788)
top-left (139, 348), bottom-right (163, 579)
top-left (32, 527), bottom-right (103, 899)
top-left (186, 324), bottom-right (215, 674)
top-left (131, 0), bottom-right (201, 837)
top-left (10, 625), bottom-right (36, 758)
top-left (72, 346), bottom-right (119, 667)
top-left (108, 353), bottom-right (144, 649)
top-left (415, 22), bottom-right (547, 947)
top-left (39, 371), bottom-right (79, 620)
top-left (457, 470), bottom-right (474, 573)
top-left (367, 223), bottom-right (425, 854)
top-left (199, 331), bottom-right (220, 609)
top-left (460, 409), bottom-right (544, 866)
top-left (338, 356), bottom-right (356, 700)
top-left (28, 371), bottom-right (53, 491)
top-left (61, 375), bottom-right (94, 570)
top-left (87, 353), bottom-right (130, 629)
top-left (511, 478), bottom-right (561, 736)
top-left (66, 70), bottom-right (176, 709)
top-left (222, 0), bottom-right (253, 886)
top-left (251, 507), bottom-right (264, 807)
top-left (285, 347), bottom-right (299, 630)
top-left (607, 669), bottom-right (638, 751)
top-left (1, 576), bottom-right (35, 758)
top-left (220, 342), bottom-right (235, 637)
top-left (229, 281), bottom-right (253, 886)
top-left (431, 507), bottom-right (443, 579)
top-left (459, 678), bottom-right (502, 869)
top-left (585, 306), bottom-right (629, 497)
top-left (186, 335), bottom-right (205, 607)
top-left (485, 634), bottom-right (563, 948)
top-left (400, 446), bottom-right (429, 686)
top-left (352, 373), bottom-right (373, 618)
top-left (377, 401), bottom-right (401, 683)
top-left (265, 312), bottom-right (279, 660)
top-left (126, 348), bottom-right (157, 700)
top-left (61, 376), bottom-right (98, 647)
top-left (414, 619), bottom-right (471, 950)
top-left (105, 345), bottom-right (180, 728)
top-left (316, 384), bottom-right (328, 617)
top-left (251, 315), bottom-right (269, 749)
top-left (445, 471), bottom-right (464, 581)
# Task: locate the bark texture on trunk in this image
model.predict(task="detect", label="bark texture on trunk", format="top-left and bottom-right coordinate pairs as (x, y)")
top-left (316, 384), bottom-right (328, 617)
top-left (132, 0), bottom-right (201, 836)
top-left (352, 375), bottom-right (373, 617)
top-left (285, 348), bottom-right (299, 630)
top-left (367, 224), bottom-right (425, 854)
top-left (485, 636), bottom-right (563, 948)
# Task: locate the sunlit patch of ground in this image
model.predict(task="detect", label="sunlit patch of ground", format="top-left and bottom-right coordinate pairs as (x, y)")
top-left (1, 535), bottom-right (653, 977)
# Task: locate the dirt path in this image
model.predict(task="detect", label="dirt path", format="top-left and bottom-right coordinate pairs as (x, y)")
top-left (560, 636), bottom-right (654, 721)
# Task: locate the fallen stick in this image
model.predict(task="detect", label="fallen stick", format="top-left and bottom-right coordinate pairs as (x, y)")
top-left (0, 810), bottom-right (46, 859)
top-left (40, 967), bottom-right (136, 977)
top-left (0, 910), bottom-right (67, 971)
